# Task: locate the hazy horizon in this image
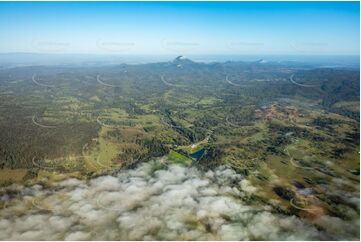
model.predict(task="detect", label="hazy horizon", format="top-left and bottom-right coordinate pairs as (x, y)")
top-left (0, 52), bottom-right (359, 69)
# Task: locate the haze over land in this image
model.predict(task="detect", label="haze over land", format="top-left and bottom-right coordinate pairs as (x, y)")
top-left (0, 1), bottom-right (359, 241)
top-left (0, 56), bottom-right (359, 240)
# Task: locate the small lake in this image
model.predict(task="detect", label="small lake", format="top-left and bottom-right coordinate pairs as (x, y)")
top-left (191, 148), bottom-right (205, 160)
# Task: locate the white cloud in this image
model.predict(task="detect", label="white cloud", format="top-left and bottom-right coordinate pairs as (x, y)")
top-left (0, 159), bottom-right (358, 240)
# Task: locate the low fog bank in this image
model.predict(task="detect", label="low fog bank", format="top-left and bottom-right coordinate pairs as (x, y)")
top-left (0, 160), bottom-right (359, 240)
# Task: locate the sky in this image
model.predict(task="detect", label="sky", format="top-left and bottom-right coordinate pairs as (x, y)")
top-left (0, 1), bottom-right (359, 55)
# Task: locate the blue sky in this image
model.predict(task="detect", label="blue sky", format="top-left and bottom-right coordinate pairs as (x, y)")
top-left (0, 1), bottom-right (359, 55)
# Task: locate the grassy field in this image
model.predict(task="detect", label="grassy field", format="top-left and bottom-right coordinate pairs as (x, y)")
top-left (0, 60), bottom-right (358, 221)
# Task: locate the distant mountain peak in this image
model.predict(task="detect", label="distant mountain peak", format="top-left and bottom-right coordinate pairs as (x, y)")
top-left (173, 55), bottom-right (191, 62)
top-left (171, 56), bottom-right (196, 66)
top-left (175, 55), bottom-right (185, 61)
top-left (255, 59), bottom-right (267, 64)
